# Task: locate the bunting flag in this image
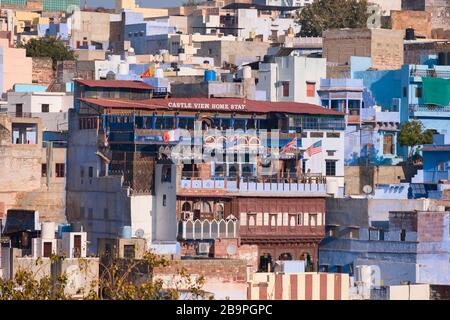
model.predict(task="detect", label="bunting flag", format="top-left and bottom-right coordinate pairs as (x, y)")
top-left (140, 66), bottom-right (154, 78)
top-left (283, 137), bottom-right (297, 152)
top-left (306, 140), bottom-right (322, 157)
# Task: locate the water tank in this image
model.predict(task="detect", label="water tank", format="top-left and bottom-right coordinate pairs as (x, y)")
top-left (405, 28), bottom-right (415, 40)
top-left (118, 62), bottom-right (129, 75)
top-left (41, 222), bottom-right (55, 239)
top-left (204, 70), bottom-right (217, 82)
top-left (326, 180), bottom-right (339, 196)
top-left (121, 226), bottom-right (132, 239)
top-left (128, 47), bottom-right (135, 54)
top-left (242, 66), bottom-right (252, 79)
top-left (57, 224), bottom-right (71, 239)
top-left (70, 222), bottom-right (82, 233)
top-left (154, 68), bottom-right (164, 78)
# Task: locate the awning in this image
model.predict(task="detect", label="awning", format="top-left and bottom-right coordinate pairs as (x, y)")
top-left (422, 77), bottom-right (450, 107)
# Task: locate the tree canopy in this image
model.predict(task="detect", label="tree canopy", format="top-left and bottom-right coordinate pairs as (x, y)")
top-left (398, 120), bottom-right (435, 159)
top-left (19, 36), bottom-right (75, 69)
top-left (297, 0), bottom-right (370, 37)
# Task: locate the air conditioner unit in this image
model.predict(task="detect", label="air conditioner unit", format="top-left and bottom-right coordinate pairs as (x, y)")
top-left (197, 242), bottom-right (210, 255)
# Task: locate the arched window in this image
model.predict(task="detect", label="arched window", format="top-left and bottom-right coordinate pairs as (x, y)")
top-left (203, 202), bottom-right (212, 214)
top-left (215, 203), bottom-right (224, 220)
top-left (182, 202), bottom-right (191, 212)
top-left (278, 253), bottom-right (293, 261)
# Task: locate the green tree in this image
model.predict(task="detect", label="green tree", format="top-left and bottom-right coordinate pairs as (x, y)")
top-left (297, 0), bottom-right (370, 37)
top-left (398, 120), bottom-right (434, 159)
top-left (19, 36), bottom-right (75, 70)
top-left (0, 253), bottom-right (209, 300)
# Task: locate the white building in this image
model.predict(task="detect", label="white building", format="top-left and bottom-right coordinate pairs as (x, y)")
top-left (257, 54), bottom-right (326, 105)
top-left (6, 92), bottom-right (73, 131)
top-left (236, 9), bottom-right (300, 42)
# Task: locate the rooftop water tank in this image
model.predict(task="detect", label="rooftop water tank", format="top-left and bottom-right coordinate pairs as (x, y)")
top-left (57, 224), bottom-right (71, 239)
top-left (41, 222), bottom-right (55, 240)
top-left (154, 68), bottom-right (164, 78)
top-left (242, 66), bottom-right (252, 79)
top-left (204, 70), bottom-right (217, 82)
top-left (70, 222), bottom-right (82, 233)
top-left (121, 226), bottom-right (132, 239)
top-left (326, 180), bottom-right (339, 196)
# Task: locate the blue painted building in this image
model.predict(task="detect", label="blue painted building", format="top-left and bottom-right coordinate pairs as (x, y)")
top-left (123, 13), bottom-right (176, 55)
top-left (320, 198), bottom-right (450, 286)
top-left (318, 79), bottom-right (402, 165)
top-left (412, 134), bottom-right (450, 199)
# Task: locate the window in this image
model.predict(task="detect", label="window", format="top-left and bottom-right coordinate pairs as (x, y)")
top-left (302, 159), bottom-right (307, 175)
top-left (326, 132), bottom-right (340, 138)
top-left (16, 104), bottom-right (23, 117)
top-left (123, 245), bottom-right (135, 259)
top-left (80, 207), bottom-right (85, 219)
top-left (383, 134), bottom-right (394, 155)
top-left (282, 81), bottom-right (290, 97)
top-left (310, 132), bottom-right (324, 138)
top-left (104, 208), bottom-right (109, 219)
top-left (400, 229), bottom-right (406, 241)
top-left (309, 214), bottom-right (317, 226)
top-left (327, 150), bottom-right (336, 156)
top-left (41, 104), bottom-right (50, 113)
top-left (80, 166), bottom-right (85, 178)
top-left (41, 164), bottom-right (47, 177)
top-left (306, 82), bottom-right (316, 97)
top-left (326, 160), bottom-right (337, 176)
top-left (55, 163), bottom-right (65, 178)
top-left (161, 165), bottom-right (172, 183)
top-left (88, 166), bottom-right (94, 178)
top-left (297, 213), bottom-right (303, 226)
top-left (163, 195), bottom-right (167, 207)
top-left (88, 208), bottom-right (93, 220)
top-left (437, 161), bottom-right (446, 171)
top-left (403, 87), bottom-right (408, 97)
top-left (415, 87), bottom-right (422, 98)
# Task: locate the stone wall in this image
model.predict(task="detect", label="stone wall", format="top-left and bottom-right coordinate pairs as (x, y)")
top-left (32, 57), bottom-right (54, 86)
top-left (391, 10), bottom-right (432, 38)
top-left (323, 28), bottom-right (403, 70)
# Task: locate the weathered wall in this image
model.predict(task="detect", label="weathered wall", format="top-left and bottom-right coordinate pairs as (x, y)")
top-left (154, 259), bottom-right (248, 300)
top-left (391, 10), bottom-right (432, 38)
top-left (323, 28), bottom-right (403, 71)
top-left (32, 57), bottom-right (54, 86)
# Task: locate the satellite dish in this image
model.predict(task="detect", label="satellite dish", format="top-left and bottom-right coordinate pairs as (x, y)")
top-left (363, 185), bottom-right (373, 195)
top-left (135, 229), bottom-right (145, 238)
top-left (226, 244), bottom-right (237, 256)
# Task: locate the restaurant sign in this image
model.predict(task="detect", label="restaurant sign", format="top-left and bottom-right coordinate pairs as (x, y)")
top-left (168, 102), bottom-right (246, 111)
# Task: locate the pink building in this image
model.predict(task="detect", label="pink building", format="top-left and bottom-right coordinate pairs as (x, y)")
top-left (0, 38), bottom-right (32, 95)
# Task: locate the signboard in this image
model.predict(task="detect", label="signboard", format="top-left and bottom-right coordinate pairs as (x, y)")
top-left (168, 102), bottom-right (246, 112)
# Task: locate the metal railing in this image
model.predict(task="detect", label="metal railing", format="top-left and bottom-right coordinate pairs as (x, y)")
top-left (409, 104), bottom-right (450, 113)
top-left (410, 69), bottom-right (450, 78)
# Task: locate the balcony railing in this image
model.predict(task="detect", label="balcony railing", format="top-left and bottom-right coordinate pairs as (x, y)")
top-left (178, 219), bottom-right (239, 240)
top-left (409, 104), bottom-right (450, 113)
top-left (410, 69), bottom-right (450, 79)
top-left (179, 175), bottom-right (327, 194)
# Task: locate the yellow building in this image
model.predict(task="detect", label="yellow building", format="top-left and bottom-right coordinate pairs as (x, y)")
top-left (115, 0), bottom-right (168, 18)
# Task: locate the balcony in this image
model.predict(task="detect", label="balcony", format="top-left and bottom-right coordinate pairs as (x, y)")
top-left (240, 225), bottom-right (325, 239)
top-left (412, 170), bottom-right (450, 184)
top-left (179, 175), bottom-right (327, 196)
top-left (410, 69), bottom-right (450, 79)
top-left (178, 219), bottom-right (239, 240)
top-left (409, 104), bottom-right (450, 118)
